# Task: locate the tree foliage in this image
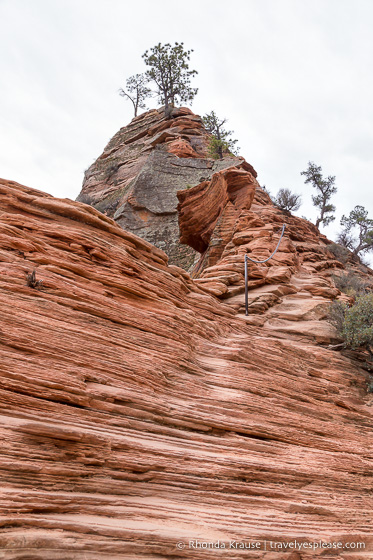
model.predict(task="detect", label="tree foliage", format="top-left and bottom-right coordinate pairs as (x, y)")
top-left (339, 205), bottom-right (373, 257)
top-left (203, 111), bottom-right (239, 159)
top-left (300, 161), bottom-right (337, 228)
top-left (142, 42), bottom-right (198, 111)
top-left (119, 73), bottom-right (151, 117)
top-left (274, 188), bottom-right (302, 212)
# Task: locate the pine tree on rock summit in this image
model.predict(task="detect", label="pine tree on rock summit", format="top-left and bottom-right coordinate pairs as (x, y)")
top-left (142, 42), bottom-right (198, 113)
top-left (119, 73), bottom-right (151, 117)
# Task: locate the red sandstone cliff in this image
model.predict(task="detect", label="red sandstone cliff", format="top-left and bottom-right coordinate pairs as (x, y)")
top-left (0, 175), bottom-right (373, 559)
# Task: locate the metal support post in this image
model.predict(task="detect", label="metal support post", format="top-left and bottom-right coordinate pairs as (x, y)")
top-left (244, 254), bottom-right (248, 316)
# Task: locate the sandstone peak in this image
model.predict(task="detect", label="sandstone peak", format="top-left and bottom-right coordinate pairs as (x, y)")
top-left (78, 107), bottom-right (253, 269)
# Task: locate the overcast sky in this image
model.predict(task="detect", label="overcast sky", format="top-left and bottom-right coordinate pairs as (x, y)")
top-left (1, 0), bottom-right (372, 260)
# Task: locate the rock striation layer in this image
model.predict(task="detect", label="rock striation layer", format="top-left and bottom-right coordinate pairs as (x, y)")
top-left (78, 107), bottom-right (250, 269)
top-left (0, 177), bottom-right (373, 559)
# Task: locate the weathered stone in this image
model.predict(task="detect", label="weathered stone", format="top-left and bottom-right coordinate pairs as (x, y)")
top-left (266, 265), bottom-right (292, 284)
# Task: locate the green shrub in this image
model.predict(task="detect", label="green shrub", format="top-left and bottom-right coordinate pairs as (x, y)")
top-left (341, 293), bottom-right (373, 352)
top-left (203, 111), bottom-right (239, 159)
top-left (332, 270), bottom-right (369, 296)
top-left (328, 294), bottom-right (373, 384)
top-left (207, 136), bottom-right (236, 159)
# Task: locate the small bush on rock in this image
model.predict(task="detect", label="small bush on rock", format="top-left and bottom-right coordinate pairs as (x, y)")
top-left (340, 205), bottom-right (373, 258)
top-left (203, 111), bottom-right (239, 159)
top-left (332, 270), bottom-right (369, 297)
top-left (26, 270), bottom-right (43, 290)
top-left (106, 162), bottom-right (120, 179)
top-left (274, 188), bottom-right (302, 212)
top-left (328, 300), bottom-right (348, 333)
top-left (341, 293), bottom-right (373, 355)
top-left (328, 293), bottom-right (373, 383)
top-left (328, 242), bottom-right (350, 264)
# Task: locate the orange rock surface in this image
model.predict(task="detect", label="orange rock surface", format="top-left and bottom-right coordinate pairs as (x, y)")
top-left (0, 173), bottom-right (373, 560)
top-left (178, 166), bottom-right (258, 264)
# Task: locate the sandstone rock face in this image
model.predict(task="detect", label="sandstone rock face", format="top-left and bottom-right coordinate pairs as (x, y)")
top-left (1, 177), bottom-right (373, 559)
top-left (179, 179), bottom-right (373, 326)
top-left (178, 163), bottom-right (258, 268)
top-left (78, 107), bottom-right (250, 269)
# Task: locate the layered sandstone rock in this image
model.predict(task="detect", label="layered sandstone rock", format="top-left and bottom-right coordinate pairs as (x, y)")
top-left (178, 178), bottom-right (373, 345)
top-left (0, 177), bottom-right (373, 559)
top-left (178, 164), bottom-right (258, 263)
top-left (78, 107), bottom-right (249, 269)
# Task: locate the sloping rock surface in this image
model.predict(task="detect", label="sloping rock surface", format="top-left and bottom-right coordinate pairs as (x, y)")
top-left (78, 108), bottom-right (251, 269)
top-left (0, 178), bottom-right (373, 559)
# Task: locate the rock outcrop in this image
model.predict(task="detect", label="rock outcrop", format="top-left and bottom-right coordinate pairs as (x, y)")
top-left (178, 165), bottom-right (258, 262)
top-left (78, 107), bottom-right (251, 269)
top-left (178, 177), bottom-right (373, 318)
top-left (1, 177), bottom-right (373, 559)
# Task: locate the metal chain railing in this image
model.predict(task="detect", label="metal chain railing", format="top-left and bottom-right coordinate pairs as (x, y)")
top-left (244, 224), bottom-right (286, 315)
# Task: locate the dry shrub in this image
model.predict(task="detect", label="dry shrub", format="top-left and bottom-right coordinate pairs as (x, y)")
top-left (332, 270), bottom-right (369, 296)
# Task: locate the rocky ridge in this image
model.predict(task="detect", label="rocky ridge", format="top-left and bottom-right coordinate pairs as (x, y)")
top-left (0, 175), bottom-right (373, 559)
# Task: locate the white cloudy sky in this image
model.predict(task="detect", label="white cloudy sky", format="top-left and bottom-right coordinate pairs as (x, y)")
top-left (1, 0), bottom-right (372, 256)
